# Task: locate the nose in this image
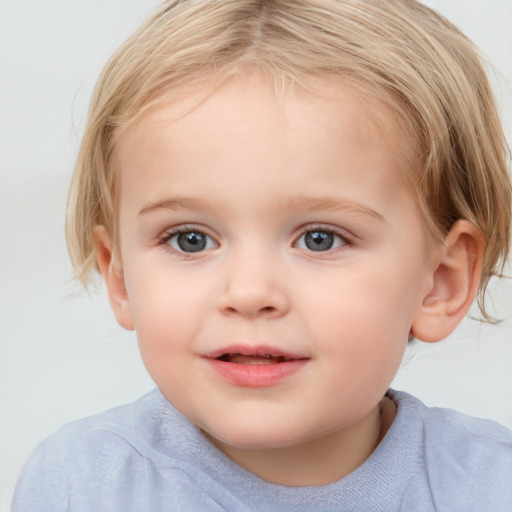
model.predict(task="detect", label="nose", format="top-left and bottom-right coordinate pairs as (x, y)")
top-left (216, 250), bottom-right (290, 319)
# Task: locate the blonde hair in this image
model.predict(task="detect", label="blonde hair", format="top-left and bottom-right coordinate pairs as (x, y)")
top-left (67, 0), bottom-right (511, 319)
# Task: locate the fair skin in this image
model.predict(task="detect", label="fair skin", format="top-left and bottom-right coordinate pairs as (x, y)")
top-left (94, 73), bottom-right (484, 486)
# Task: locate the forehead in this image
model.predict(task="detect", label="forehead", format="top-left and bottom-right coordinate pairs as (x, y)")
top-left (114, 73), bottom-right (417, 212)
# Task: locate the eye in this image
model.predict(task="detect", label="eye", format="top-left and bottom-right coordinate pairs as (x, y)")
top-left (295, 229), bottom-right (347, 252)
top-left (164, 229), bottom-right (217, 253)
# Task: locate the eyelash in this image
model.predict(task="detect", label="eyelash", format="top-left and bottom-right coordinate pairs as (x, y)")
top-left (157, 225), bottom-right (217, 251)
top-left (157, 225), bottom-right (205, 244)
top-left (294, 225), bottom-right (353, 251)
top-left (157, 224), bottom-right (354, 253)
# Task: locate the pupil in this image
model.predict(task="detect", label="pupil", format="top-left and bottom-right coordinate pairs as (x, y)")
top-left (305, 231), bottom-right (334, 251)
top-left (177, 232), bottom-right (207, 252)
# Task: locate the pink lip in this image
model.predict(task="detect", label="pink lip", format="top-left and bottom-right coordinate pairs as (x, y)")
top-left (203, 344), bottom-right (309, 387)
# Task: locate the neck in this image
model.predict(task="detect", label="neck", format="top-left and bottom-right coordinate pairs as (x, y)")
top-left (206, 396), bottom-right (396, 487)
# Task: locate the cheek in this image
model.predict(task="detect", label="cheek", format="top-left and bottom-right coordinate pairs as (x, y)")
top-left (126, 255), bottom-right (206, 323)
top-left (130, 284), bottom-right (200, 401)
top-left (124, 264), bottom-right (205, 360)
top-left (299, 257), bottom-right (423, 366)
top-left (304, 263), bottom-right (417, 328)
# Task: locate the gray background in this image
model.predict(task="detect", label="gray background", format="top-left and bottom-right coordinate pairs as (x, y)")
top-left (1, 1), bottom-right (511, 509)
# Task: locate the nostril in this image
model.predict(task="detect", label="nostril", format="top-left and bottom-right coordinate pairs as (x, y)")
top-left (217, 285), bottom-right (289, 318)
top-left (224, 304), bottom-right (277, 316)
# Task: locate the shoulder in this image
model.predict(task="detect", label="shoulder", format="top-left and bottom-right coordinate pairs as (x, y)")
top-left (422, 399), bottom-right (512, 474)
top-left (11, 389), bottom-right (186, 512)
top-left (28, 388), bottom-right (166, 461)
top-left (392, 390), bottom-right (512, 510)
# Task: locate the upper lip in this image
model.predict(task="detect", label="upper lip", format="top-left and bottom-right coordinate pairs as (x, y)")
top-left (203, 344), bottom-right (308, 361)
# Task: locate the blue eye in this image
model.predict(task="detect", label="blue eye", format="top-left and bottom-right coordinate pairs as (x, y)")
top-left (296, 229), bottom-right (346, 252)
top-left (166, 230), bottom-right (217, 253)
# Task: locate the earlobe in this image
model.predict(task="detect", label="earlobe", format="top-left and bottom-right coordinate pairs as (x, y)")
top-left (92, 226), bottom-right (135, 331)
top-left (411, 220), bottom-right (485, 343)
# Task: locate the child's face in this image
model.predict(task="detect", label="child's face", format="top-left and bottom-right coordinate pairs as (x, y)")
top-left (111, 74), bottom-right (437, 453)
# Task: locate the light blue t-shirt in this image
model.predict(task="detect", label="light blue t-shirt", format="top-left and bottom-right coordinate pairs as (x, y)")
top-left (11, 389), bottom-right (512, 511)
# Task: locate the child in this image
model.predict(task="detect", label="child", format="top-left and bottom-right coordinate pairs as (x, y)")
top-left (12, 0), bottom-right (512, 510)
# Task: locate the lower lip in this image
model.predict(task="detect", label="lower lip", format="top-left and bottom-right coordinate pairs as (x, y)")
top-left (205, 358), bottom-right (308, 387)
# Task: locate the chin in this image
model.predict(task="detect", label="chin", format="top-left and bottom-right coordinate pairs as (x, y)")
top-left (203, 419), bottom-right (318, 452)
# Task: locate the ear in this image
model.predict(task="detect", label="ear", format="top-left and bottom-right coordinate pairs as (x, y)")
top-left (92, 225), bottom-right (135, 331)
top-left (411, 220), bottom-right (485, 343)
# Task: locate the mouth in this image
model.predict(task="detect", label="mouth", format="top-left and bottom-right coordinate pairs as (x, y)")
top-left (203, 345), bottom-right (309, 387)
top-left (216, 353), bottom-right (295, 365)
top-left (205, 345), bottom-right (306, 364)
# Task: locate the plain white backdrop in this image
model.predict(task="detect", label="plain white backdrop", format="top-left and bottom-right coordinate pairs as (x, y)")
top-left (1, 1), bottom-right (511, 509)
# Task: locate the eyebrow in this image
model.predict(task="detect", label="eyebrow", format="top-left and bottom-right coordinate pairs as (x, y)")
top-left (139, 197), bottom-right (207, 216)
top-left (139, 195), bottom-right (386, 223)
top-left (276, 195), bottom-right (386, 223)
